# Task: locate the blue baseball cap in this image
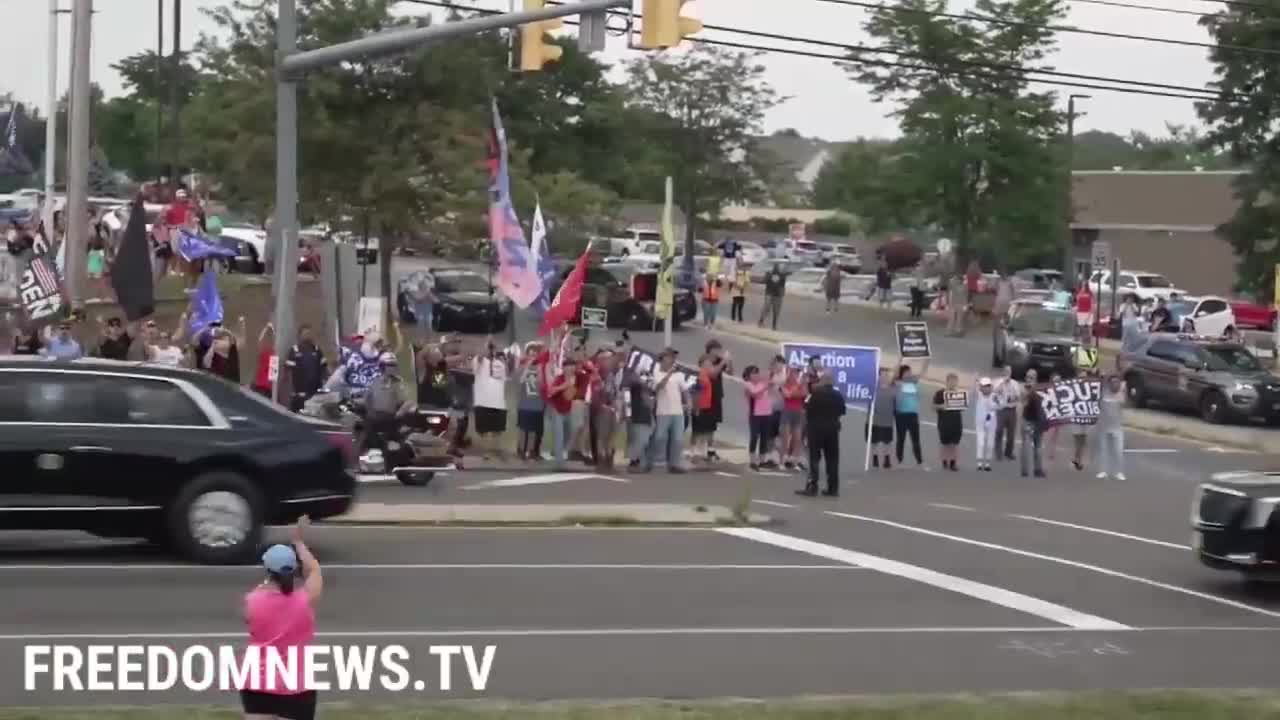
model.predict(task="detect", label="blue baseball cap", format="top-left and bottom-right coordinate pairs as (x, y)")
top-left (262, 544), bottom-right (298, 575)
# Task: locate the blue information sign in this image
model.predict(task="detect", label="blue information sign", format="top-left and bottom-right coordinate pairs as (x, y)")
top-left (781, 342), bottom-right (881, 407)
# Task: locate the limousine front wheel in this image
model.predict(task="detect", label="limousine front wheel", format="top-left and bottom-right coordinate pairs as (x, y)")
top-left (169, 472), bottom-right (264, 565)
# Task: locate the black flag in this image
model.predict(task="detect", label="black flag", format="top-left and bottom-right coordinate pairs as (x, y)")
top-left (111, 196), bottom-right (155, 321)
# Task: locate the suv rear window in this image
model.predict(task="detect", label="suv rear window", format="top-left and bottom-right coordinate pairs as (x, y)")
top-left (1137, 275), bottom-right (1172, 288)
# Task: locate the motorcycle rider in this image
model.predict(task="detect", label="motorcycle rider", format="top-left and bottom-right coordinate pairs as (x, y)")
top-left (361, 352), bottom-right (416, 461)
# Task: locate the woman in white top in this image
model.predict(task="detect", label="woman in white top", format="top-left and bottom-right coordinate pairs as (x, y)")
top-left (471, 338), bottom-right (514, 459)
top-left (146, 330), bottom-right (186, 367)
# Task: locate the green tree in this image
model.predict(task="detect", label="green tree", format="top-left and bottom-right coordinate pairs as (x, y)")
top-left (112, 50), bottom-right (203, 107)
top-left (624, 45), bottom-right (782, 248)
top-left (811, 139), bottom-right (922, 233)
top-left (847, 0), bottom-right (1067, 267)
top-left (1198, 4), bottom-right (1280, 294)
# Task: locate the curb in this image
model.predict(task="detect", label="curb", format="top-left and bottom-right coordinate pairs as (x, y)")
top-left (322, 503), bottom-right (773, 527)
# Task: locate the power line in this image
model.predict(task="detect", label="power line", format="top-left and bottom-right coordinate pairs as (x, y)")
top-left (1068, 0), bottom-right (1209, 18)
top-left (811, 0), bottom-right (1280, 57)
top-left (403, 0), bottom-right (1225, 102)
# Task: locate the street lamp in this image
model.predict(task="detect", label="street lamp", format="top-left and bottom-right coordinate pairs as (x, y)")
top-left (1063, 94), bottom-right (1090, 290)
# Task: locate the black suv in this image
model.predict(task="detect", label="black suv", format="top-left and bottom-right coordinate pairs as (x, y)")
top-left (1118, 335), bottom-right (1280, 424)
top-left (0, 358), bottom-right (356, 563)
top-left (1193, 471), bottom-right (1280, 581)
top-left (992, 300), bottom-right (1079, 379)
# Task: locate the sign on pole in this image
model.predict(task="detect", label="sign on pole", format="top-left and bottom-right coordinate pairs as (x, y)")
top-left (895, 321), bottom-right (931, 359)
top-left (581, 306), bottom-right (607, 329)
top-left (1090, 240), bottom-right (1111, 271)
top-left (780, 342), bottom-right (880, 472)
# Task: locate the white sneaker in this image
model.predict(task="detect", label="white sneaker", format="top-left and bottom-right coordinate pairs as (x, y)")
top-left (1115, 473), bottom-right (1127, 481)
top-left (1096, 472), bottom-right (1108, 480)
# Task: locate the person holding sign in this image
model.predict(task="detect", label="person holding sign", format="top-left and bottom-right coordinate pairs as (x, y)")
top-left (892, 363), bottom-right (927, 468)
top-left (869, 367), bottom-right (896, 469)
top-left (1019, 369), bottom-right (1048, 478)
top-left (932, 373), bottom-right (966, 471)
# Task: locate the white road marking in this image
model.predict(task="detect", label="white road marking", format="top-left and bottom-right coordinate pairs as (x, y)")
top-left (753, 500), bottom-right (797, 509)
top-left (1007, 514), bottom-right (1187, 550)
top-left (715, 471), bottom-right (740, 478)
top-left (755, 471), bottom-right (791, 477)
top-left (355, 474), bottom-right (397, 483)
top-left (929, 503), bottom-right (976, 512)
top-left (1125, 448), bottom-right (1178, 454)
top-left (827, 511), bottom-right (1280, 621)
top-left (718, 527), bottom-right (1128, 631)
top-left (0, 563), bottom-right (861, 571)
top-left (459, 473), bottom-right (627, 490)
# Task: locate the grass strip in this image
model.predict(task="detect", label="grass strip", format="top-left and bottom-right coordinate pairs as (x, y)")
top-left (7, 691), bottom-right (1280, 719)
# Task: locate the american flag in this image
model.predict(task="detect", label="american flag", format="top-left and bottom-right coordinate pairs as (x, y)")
top-left (29, 256), bottom-right (60, 296)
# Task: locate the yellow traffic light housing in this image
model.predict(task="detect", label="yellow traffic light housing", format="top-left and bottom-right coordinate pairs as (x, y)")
top-left (639, 0), bottom-right (701, 49)
top-left (519, 0), bottom-right (564, 71)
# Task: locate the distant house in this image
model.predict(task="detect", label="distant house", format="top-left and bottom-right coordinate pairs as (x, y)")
top-left (1069, 170), bottom-right (1243, 296)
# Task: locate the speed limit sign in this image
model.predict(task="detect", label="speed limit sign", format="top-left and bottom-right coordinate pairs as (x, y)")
top-left (1091, 240), bottom-right (1111, 271)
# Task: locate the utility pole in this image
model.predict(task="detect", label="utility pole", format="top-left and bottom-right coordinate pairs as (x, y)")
top-left (43, 0), bottom-right (66, 237)
top-left (155, 0), bottom-right (163, 181)
top-left (1062, 94), bottom-right (1089, 290)
top-left (63, 0), bottom-right (92, 310)
top-left (269, 0), bottom-right (632, 403)
top-left (170, 0), bottom-right (181, 185)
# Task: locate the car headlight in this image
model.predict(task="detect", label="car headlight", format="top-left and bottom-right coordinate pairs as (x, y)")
top-left (1010, 340), bottom-right (1028, 353)
top-left (439, 301), bottom-right (464, 311)
top-left (1233, 382), bottom-right (1257, 394)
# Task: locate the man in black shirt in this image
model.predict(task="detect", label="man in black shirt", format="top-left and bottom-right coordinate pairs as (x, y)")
top-left (758, 265), bottom-right (787, 330)
top-left (798, 371), bottom-right (846, 497)
top-left (285, 324), bottom-right (327, 411)
top-left (95, 317), bottom-right (133, 361)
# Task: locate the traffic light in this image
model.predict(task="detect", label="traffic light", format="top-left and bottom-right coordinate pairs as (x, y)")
top-left (638, 0), bottom-right (702, 50)
top-left (519, 0), bottom-right (563, 72)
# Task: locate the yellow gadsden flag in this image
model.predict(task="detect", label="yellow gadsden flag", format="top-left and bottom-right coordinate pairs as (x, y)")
top-left (656, 177), bottom-right (676, 319)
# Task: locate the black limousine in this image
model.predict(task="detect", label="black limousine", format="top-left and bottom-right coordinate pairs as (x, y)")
top-left (1192, 471), bottom-right (1280, 580)
top-left (0, 357), bottom-right (356, 563)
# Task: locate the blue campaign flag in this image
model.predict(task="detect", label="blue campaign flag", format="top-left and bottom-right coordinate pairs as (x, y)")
top-left (189, 267), bottom-right (224, 334)
top-left (176, 228), bottom-right (237, 262)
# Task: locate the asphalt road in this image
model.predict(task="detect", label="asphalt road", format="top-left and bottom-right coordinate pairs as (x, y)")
top-left (5, 510), bottom-right (1280, 705)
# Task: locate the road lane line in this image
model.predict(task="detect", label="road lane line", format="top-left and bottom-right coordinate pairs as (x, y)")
top-left (753, 500), bottom-right (797, 509)
top-left (929, 503), bottom-right (976, 512)
top-left (1008, 514), bottom-right (1187, 550)
top-left (715, 471), bottom-right (741, 478)
top-left (827, 511), bottom-right (1280, 621)
top-left (0, 563), bottom-right (864, 571)
top-left (718, 527), bottom-right (1128, 631)
top-left (1125, 449), bottom-right (1178, 454)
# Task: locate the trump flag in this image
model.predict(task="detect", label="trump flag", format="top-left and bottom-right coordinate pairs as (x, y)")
top-left (487, 100), bottom-right (542, 309)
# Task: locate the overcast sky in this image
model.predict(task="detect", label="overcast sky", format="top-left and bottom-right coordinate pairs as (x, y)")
top-left (0, 0), bottom-right (1219, 141)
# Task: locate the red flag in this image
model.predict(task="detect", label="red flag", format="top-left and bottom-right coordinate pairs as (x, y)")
top-left (539, 250), bottom-right (590, 336)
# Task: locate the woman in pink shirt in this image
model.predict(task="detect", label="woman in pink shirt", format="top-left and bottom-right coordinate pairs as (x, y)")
top-left (744, 365), bottom-right (774, 470)
top-left (241, 516), bottom-right (323, 720)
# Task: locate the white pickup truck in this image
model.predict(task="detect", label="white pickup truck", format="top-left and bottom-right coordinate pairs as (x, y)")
top-left (606, 228), bottom-right (663, 256)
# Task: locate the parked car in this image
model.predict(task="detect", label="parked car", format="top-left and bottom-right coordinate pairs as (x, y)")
top-left (1011, 268), bottom-right (1063, 293)
top-left (545, 264), bottom-right (693, 330)
top-left (1230, 297), bottom-right (1278, 332)
top-left (1088, 269), bottom-right (1184, 304)
top-left (1118, 334), bottom-right (1280, 424)
top-left (790, 240), bottom-right (824, 265)
top-left (735, 241), bottom-right (769, 267)
top-left (0, 358), bottom-right (356, 563)
top-left (1170, 296), bottom-right (1237, 338)
top-left (992, 300), bottom-right (1079, 379)
top-left (397, 268), bottom-right (512, 333)
top-left (1192, 471), bottom-right (1280, 582)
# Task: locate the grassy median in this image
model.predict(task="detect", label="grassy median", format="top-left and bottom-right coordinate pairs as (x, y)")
top-left (7, 692), bottom-right (1280, 719)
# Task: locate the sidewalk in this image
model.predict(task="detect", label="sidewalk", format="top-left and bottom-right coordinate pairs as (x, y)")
top-left (324, 502), bottom-right (770, 525)
top-left (727, 321), bottom-right (1280, 453)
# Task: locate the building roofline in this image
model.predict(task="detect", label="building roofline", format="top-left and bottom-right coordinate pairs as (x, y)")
top-left (1070, 223), bottom-right (1218, 232)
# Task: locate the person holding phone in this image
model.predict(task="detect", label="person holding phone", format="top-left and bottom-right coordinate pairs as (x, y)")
top-left (240, 516), bottom-right (322, 720)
